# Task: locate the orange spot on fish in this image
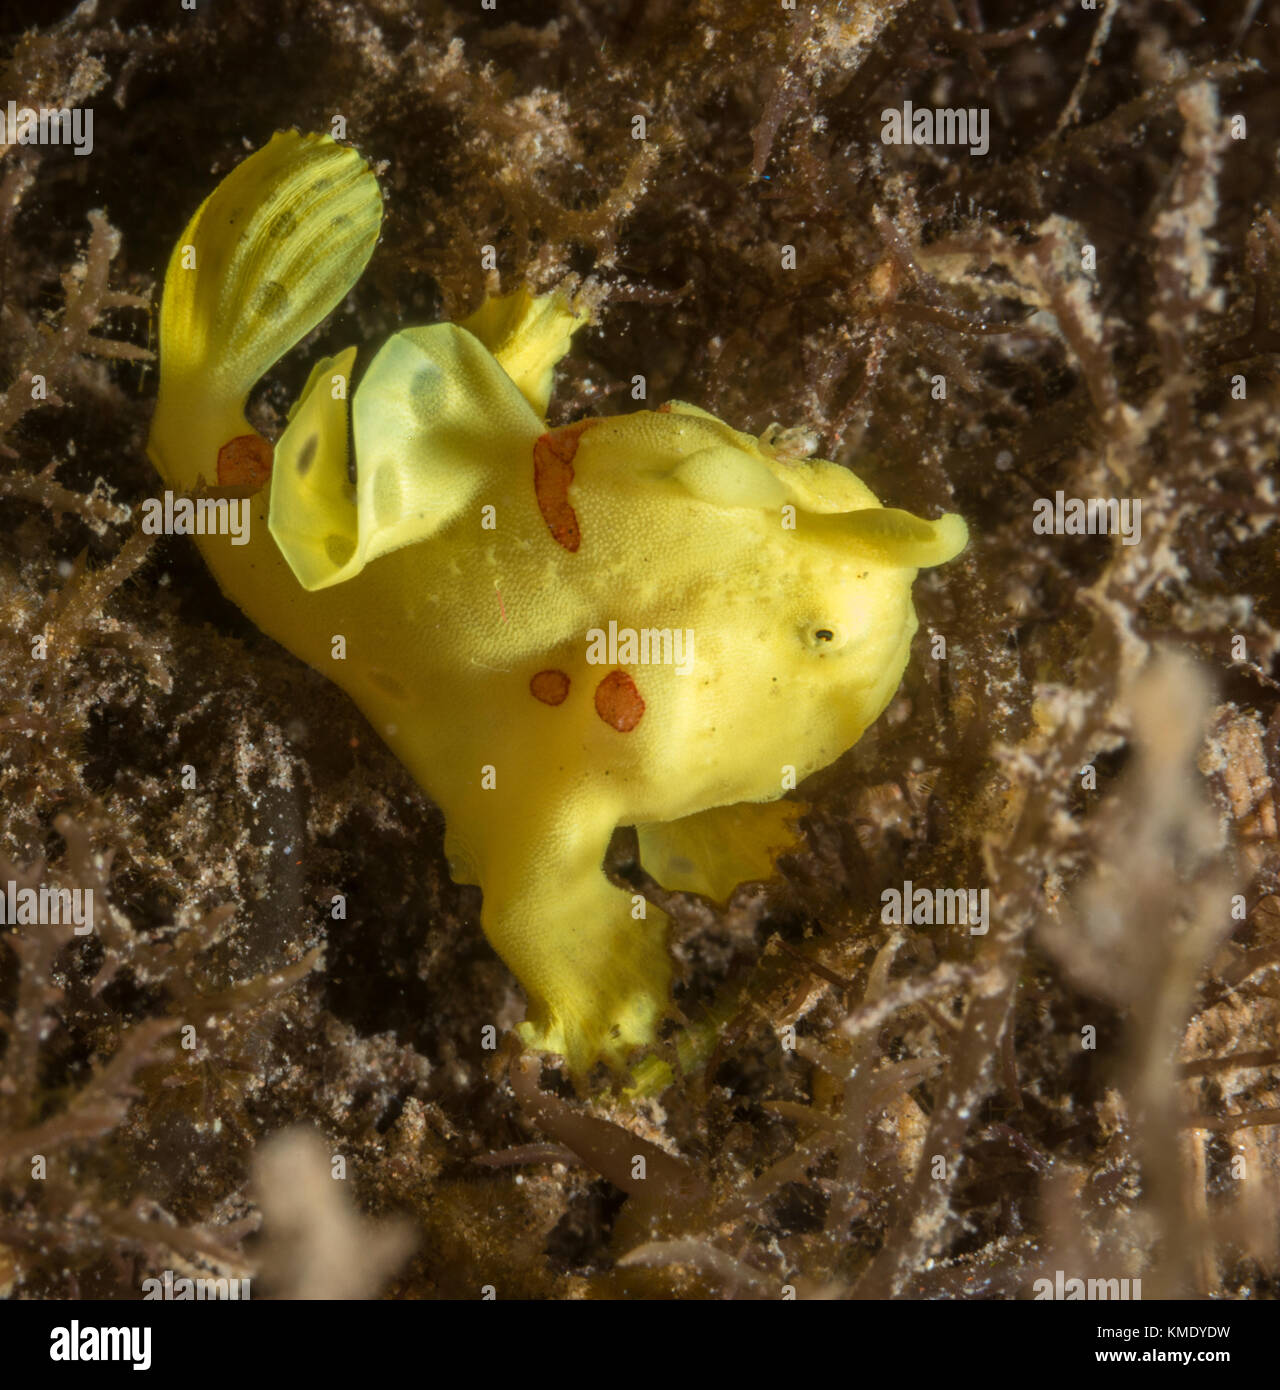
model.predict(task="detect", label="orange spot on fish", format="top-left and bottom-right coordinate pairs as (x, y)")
top-left (530, 669), bottom-right (570, 706)
top-left (217, 433), bottom-right (273, 489)
top-left (594, 669), bottom-right (644, 732)
top-left (533, 420), bottom-right (595, 553)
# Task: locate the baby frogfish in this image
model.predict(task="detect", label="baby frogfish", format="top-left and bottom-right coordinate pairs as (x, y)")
top-left (146, 132), bottom-right (968, 1082)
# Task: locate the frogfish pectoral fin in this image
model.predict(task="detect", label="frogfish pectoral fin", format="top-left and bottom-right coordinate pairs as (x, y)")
top-left (272, 323), bottom-right (545, 592)
top-left (636, 798), bottom-right (807, 905)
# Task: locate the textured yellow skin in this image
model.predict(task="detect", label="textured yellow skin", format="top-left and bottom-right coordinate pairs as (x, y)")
top-left (146, 132), bottom-right (968, 1080)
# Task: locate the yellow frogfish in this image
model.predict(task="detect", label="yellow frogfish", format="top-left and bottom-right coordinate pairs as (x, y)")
top-left (146, 131), bottom-right (967, 1082)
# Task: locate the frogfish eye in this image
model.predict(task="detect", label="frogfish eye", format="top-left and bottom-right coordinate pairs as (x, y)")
top-left (801, 622), bottom-right (849, 652)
